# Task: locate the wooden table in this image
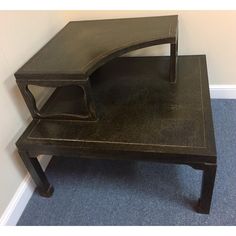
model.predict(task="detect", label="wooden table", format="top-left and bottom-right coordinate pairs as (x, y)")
top-left (15, 15), bottom-right (178, 121)
top-left (16, 55), bottom-right (217, 214)
top-left (15, 15), bottom-right (217, 214)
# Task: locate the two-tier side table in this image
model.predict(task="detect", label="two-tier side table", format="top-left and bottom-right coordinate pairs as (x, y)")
top-left (15, 15), bottom-right (217, 214)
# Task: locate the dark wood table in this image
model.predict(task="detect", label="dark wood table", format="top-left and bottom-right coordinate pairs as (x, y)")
top-left (15, 15), bottom-right (178, 121)
top-left (16, 56), bottom-right (217, 214)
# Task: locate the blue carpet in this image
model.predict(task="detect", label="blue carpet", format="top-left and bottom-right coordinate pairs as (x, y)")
top-left (17, 100), bottom-right (236, 225)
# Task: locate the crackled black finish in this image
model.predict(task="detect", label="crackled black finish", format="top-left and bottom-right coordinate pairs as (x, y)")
top-left (16, 56), bottom-right (217, 214)
top-left (14, 15), bottom-right (178, 120)
top-left (15, 16), bottom-right (178, 77)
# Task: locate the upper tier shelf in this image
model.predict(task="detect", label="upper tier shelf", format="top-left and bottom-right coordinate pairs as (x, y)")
top-left (15, 15), bottom-right (178, 81)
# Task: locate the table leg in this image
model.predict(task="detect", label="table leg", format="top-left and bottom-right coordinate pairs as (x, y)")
top-left (197, 163), bottom-right (217, 214)
top-left (17, 83), bottom-right (39, 118)
top-left (18, 151), bottom-right (54, 197)
top-left (170, 41), bottom-right (178, 83)
top-left (82, 79), bottom-right (97, 120)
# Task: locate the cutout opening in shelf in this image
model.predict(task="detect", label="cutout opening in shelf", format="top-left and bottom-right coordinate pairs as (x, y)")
top-left (28, 85), bottom-right (88, 118)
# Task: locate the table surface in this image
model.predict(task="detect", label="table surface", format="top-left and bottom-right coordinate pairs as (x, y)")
top-left (15, 15), bottom-right (178, 81)
top-left (17, 56), bottom-right (216, 162)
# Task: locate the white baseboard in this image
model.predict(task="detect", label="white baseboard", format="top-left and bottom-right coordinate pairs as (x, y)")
top-left (0, 155), bottom-right (52, 226)
top-left (0, 90), bottom-right (54, 226)
top-left (210, 85), bottom-right (236, 99)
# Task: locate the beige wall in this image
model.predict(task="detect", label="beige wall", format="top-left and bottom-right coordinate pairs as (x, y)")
top-left (0, 11), bottom-right (66, 217)
top-left (0, 10), bottom-right (235, 220)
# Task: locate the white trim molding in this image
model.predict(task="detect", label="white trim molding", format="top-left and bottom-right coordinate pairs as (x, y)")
top-left (0, 174), bottom-right (35, 226)
top-left (210, 85), bottom-right (236, 99)
top-left (0, 156), bottom-right (51, 226)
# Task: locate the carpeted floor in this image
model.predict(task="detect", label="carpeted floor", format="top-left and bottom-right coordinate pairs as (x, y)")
top-left (17, 99), bottom-right (236, 225)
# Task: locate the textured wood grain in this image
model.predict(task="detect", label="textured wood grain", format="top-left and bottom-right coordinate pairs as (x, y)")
top-left (16, 56), bottom-right (216, 161)
top-left (15, 15), bottom-right (178, 81)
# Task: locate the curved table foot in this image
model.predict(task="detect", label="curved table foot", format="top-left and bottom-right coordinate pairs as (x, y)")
top-left (38, 184), bottom-right (54, 198)
top-left (197, 163), bottom-right (217, 214)
top-left (18, 151), bottom-right (54, 198)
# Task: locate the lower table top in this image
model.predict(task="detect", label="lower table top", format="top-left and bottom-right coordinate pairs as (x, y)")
top-left (17, 56), bottom-right (216, 162)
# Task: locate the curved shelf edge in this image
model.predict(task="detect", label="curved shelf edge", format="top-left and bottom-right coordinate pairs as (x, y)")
top-left (85, 37), bottom-right (177, 77)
